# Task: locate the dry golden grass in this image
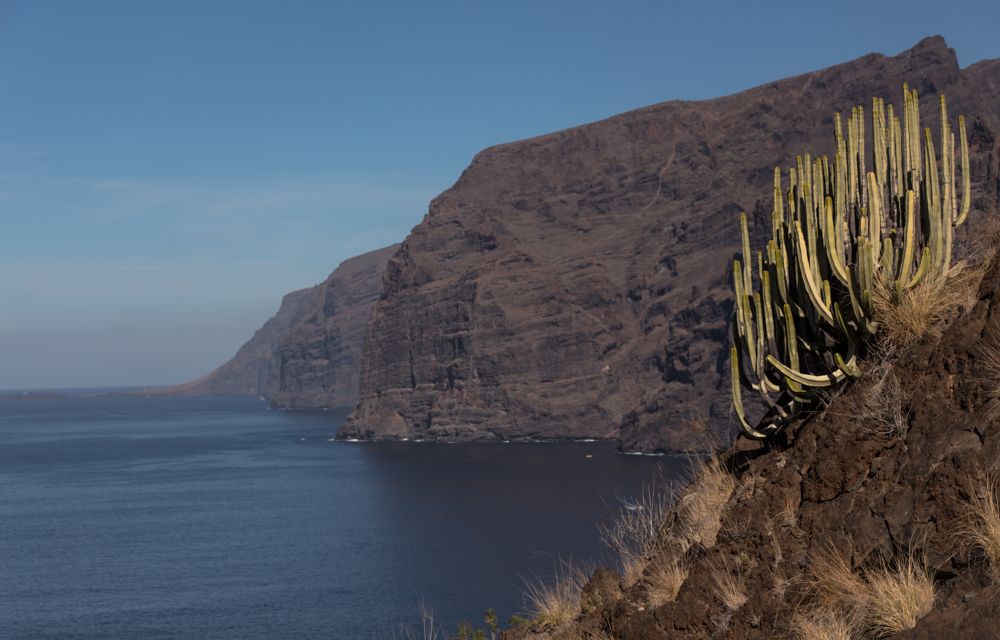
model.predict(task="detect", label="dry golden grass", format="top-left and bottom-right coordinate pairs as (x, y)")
top-left (974, 337), bottom-right (1000, 424)
top-left (676, 455), bottom-right (736, 550)
top-left (558, 628), bottom-right (614, 640)
top-left (860, 365), bottom-right (910, 440)
top-left (521, 559), bottom-right (593, 629)
top-left (645, 554), bottom-right (688, 607)
top-left (808, 547), bottom-right (868, 623)
top-left (771, 571), bottom-right (800, 603)
top-left (872, 263), bottom-right (979, 347)
top-left (780, 491), bottom-right (799, 527)
top-left (766, 518), bottom-right (783, 569)
top-left (599, 452), bottom-right (733, 610)
top-left (597, 466), bottom-right (674, 586)
top-left (963, 475), bottom-right (1000, 581)
top-left (791, 610), bottom-right (854, 640)
top-left (375, 600), bottom-right (443, 640)
top-left (863, 556), bottom-right (935, 638)
top-left (710, 561), bottom-right (748, 612)
top-left (964, 200), bottom-right (1000, 261)
top-left (803, 547), bottom-right (935, 639)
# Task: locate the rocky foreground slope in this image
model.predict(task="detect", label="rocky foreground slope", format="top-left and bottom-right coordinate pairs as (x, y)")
top-left (339, 36), bottom-right (1000, 451)
top-left (501, 245), bottom-right (1000, 639)
top-left (144, 245), bottom-right (398, 405)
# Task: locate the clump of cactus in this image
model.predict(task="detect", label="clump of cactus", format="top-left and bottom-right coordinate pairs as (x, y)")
top-left (731, 85), bottom-right (970, 439)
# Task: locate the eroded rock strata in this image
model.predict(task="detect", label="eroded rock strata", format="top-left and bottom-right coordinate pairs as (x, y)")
top-left (340, 37), bottom-right (1000, 449)
top-left (269, 244), bottom-right (401, 410)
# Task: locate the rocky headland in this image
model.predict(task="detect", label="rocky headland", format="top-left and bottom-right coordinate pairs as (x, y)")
top-left (138, 285), bottom-right (319, 398)
top-left (268, 244), bottom-right (401, 409)
top-left (137, 244), bottom-right (398, 405)
top-left (339, 36), bottom-right (1000, 452)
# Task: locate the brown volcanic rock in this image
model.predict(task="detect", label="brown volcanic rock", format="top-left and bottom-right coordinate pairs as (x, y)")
top-left (140, 285), bottom-right (319, 397)
top-left (269, 244), bottom-right (401, 410)
top-left (341, 37), bottom-right (1000, 448)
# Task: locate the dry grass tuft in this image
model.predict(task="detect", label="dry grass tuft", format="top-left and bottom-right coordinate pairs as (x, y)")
top-left (808, 547), bottom-right (868, 623)
top-left (963, 475), bottom-right (1000, 581)
top-left (765, 519), bottom-right (784, 569)
top-left (710, 560), bottom-right (748, 612)
top-left (872, 264), bottom-right (979, 347)
top-left (521, 559), bottom-right (593, 629)
top-left (597, 464), bottom-right (675, 586)
top-left (780, 491), bottom-right (799, 527)
top-left (567, 629), bottom-right (615, 640)
top-left (974, 337), bottom-right (1000, 424)
top-left (965, 199), bottom-right (1000, 262)
top-left (375, 600), bottom-right (443, 640)
top-left (677, 456), bottom-right (736, 550)
top-left (863, 556), bottom-right (936, 638)
top-left (645, 554), bottom-right (688, 607)
top-left (791, 610), bottom-right (854, 640)
top-left (859, 364), bottom-right (911, 440)
top-left (802, 547), bottom-right (935, 639)
top-left (598, 450), bottom-right (735, 612)
top-left (771, 572), bottom-right (800, 603)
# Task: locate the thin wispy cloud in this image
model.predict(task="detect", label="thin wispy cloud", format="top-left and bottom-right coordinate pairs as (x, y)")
top-left (3, 173), bottom-right (435, 222)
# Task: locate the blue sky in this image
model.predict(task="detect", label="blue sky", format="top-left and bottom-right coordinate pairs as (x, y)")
top-left (2, 0), bottom-right (999, 390)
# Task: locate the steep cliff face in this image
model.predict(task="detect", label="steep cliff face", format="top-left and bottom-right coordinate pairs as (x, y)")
top-left (142, 285), bottom-right (319, 397)
top-left (340, 37), bottom-right (1000, 449)
top-left (269, 244), bottom-right (401, 410)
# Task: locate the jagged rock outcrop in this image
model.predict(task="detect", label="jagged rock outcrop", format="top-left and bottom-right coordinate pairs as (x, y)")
top-left (269, 244), bottom-right (401, 409)
top-left (340, 37), bottom-right (1000, 449)
top-left (139, 286), bottom-right (319, 397)
top-left (500, 224), bottom-right (1000, 640)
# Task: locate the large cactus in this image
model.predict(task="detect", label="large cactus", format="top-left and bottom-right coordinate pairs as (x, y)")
top-left (731, 86), bottom-right (970, 439)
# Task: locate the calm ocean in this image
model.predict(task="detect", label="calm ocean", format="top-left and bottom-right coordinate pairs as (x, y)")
top-left (0, 395), bottom-right (684, 639)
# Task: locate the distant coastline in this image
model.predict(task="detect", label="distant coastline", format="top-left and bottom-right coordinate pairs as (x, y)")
top-left (0, 385), bottom-right (164, 400)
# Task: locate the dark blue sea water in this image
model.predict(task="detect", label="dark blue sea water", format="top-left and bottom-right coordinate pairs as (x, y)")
top-left (0, 395), bottom-right (683, 639)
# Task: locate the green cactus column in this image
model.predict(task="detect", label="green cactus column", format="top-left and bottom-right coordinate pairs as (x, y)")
top-left (730, 86), bottom-right (971, 440)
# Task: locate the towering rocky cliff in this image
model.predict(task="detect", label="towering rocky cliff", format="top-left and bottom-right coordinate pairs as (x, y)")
top-left (269, 244), bottom-right (401, 409)
top-left (339, 37), bottom-right (1000, 450)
